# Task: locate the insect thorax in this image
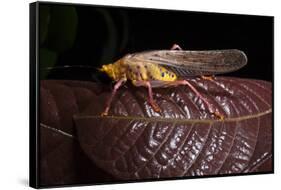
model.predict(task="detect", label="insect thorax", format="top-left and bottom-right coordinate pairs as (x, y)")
top-left (122, 58), bottom-right (177, 82)
top-left (101, 56), bottom-right (178, 82)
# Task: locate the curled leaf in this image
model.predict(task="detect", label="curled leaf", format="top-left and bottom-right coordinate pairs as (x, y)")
top-left (74, 77), bottom-right (272, 180)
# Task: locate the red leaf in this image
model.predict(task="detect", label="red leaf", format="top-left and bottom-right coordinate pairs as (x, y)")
top-left (40, 80), bottom-right (114, 186)
top-left (74, 77), bottom-right (272, 180)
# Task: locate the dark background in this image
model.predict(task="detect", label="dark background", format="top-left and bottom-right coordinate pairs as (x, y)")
top-left (39, 2), bottom-right (273, 82)
top-left (35, 2), bottom-right (274, 187)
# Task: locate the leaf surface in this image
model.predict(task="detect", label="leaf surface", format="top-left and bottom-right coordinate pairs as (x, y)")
top-left (74, 77), bottom-right (272, 180)
top-left (40, 80), bottom-right (114, 186)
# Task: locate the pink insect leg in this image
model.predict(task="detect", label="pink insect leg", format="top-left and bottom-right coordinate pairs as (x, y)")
top-left (164, 80), bottom-right (224, 120)
top-left (133, 80), bottom-right (161, 112)
top-left (101, 78), bottom-right (127, 116)
top-left (169, 44), bottom-right (222, 119)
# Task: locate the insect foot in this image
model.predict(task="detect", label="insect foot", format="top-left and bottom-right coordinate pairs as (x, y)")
top-left (213, 111), bottom-right (224, 121)
top-left (201, 75), bottom-right (215, 81)
top-left (101, 111), bottom-right (109, 117)
top-left (150, 101), bottom-right (161, 113)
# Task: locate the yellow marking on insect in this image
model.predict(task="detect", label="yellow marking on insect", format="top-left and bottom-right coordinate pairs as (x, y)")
top-left (147, 64), bottom-right (177, 81)
top-left (100, 59), bottom-right (177, 83)
top-left (99, 59), bottom-right (126, 81)
top-left (139, 65), bottom-right (148, 80)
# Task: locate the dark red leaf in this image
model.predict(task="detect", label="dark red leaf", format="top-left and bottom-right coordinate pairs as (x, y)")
top-left (40, 80), bottom-right (114, 186)
top-left (74, 77), bottom-right (272, 180)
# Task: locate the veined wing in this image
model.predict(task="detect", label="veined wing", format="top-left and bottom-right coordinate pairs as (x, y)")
top-left (128, 49), bottom-right (247, 77)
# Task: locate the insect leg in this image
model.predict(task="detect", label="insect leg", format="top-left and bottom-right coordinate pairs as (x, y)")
top-left (164, 80), bottom-right (224, 120)
top-left (132, 80), bottom-right (161, 112)
top-left (200, 75), bottom-right (216, 81)
top-left (101, 78), bottom-right (127, 116)
top-left (170, 44), bottom-right (183, 50)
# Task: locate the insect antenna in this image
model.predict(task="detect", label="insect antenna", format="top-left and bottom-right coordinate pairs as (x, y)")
top-left (40, 65), bottom-right (98, 71)
top-left (40, 65), bottom-right (101, 82)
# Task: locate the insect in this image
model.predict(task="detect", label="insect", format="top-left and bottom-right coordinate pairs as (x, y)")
top-left (99, 44), bottom-right (247, 120)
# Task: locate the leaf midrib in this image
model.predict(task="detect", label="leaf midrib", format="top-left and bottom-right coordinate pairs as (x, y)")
top-left (74, 108), bottom-right (272, 124)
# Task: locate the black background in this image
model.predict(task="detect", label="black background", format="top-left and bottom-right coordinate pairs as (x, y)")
top-left (35, 3), bottom-right (274, 188)
top-left (40, 3), bottom-right (273, 82)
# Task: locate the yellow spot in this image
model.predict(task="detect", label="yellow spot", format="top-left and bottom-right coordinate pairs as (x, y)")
top-left (140, 65), bottom-right (148, 80)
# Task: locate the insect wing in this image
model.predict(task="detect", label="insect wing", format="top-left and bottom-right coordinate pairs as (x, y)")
top-left (130, 49), bottom-right (247, 77)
